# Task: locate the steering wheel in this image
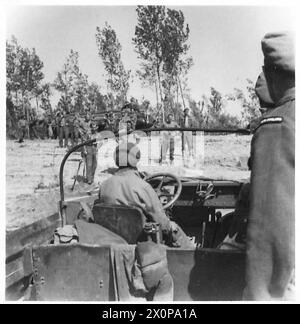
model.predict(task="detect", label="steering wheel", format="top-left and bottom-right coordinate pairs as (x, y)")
top-left (144, 173), bottom-right (182, 209)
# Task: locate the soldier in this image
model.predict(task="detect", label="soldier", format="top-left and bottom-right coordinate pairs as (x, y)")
top-left (64, 111), bottom-right (72, 148)
top-left (55, 112), bottom-right (62, 145)
top-left (46, 114), bottom-right (54, 139)
top-left (245, 32), bottom-right (295, 300)
top-left (17, 115), bottom-right (28, 143)
top-left (51, 116), bottom-right (58, 139)
top-left (97, 142), bottom-right (194, 249)
top-left (179, 108), bottom-right (195, 159)
top-left (113, 113), bottom-right (121, 133)
top-left (219, 71), bottom-right (276, 251)
top-left (160, 113), bottom-right (179, 165)
top-left (58, 112), bottom-right (66, 148)
top-left (73, 113), bottom-right (82, 146)
top-left (80, 113), bottom-right (98, 185)
top-left (29, 111), bottom-right (39, 140)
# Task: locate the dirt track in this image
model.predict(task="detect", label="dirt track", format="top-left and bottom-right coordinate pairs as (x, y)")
top-left (6, 134), bottom-right (251, 230)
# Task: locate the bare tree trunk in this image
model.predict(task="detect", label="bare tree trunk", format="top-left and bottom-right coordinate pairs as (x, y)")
top-left (156, 64), bottom-right (164, 123)
top-left (154, 78), bottom-right (159, 111)
top-left (36, 96), bottom-right (39, 111)
top-left (15, 91), bottom-right (18, 107)
top-left (178, 77), bottom-right (186, 109)
top-left (176, 80), bottom-right (179, 107)
top-left (22, 91), bottom-right (30, 138)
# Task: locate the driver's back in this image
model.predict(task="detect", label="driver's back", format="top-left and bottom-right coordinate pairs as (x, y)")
top-left (98, 167), bottom-right (171, 233)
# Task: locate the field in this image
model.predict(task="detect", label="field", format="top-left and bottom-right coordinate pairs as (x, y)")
top-left (6, 134), bottom-right (252, 231)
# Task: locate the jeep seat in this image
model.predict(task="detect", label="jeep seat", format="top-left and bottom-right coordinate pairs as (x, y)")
top-left (92, 204), bottom-right (147, 244)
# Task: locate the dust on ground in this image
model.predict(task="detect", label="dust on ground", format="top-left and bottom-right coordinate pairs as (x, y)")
top-left (6, 134), bottom-right (251, 231)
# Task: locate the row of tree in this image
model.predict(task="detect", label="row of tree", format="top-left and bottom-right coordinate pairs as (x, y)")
top-left (6, 5), bottom-right (261, 138)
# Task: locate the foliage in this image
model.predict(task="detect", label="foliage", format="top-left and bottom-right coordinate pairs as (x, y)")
top-left (188, 88), bottom-right (242, 130)
top-left (133, 5), bottom-right (192, 118)
top-left (227, 79), bottom-right (261, 126)
top-left (6, 36), bottom-right (46, 137)
top-left (6, 36), bottom-right (44, 107)
top-left (95, 22), bottom-right (130, 108)
top-left (86, 83), bottom-right (107, 112)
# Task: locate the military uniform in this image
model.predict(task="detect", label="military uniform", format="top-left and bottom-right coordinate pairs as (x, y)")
top-left (18, 118), bottom-right (27, 143)
top-left (160, 120), bottom-right (179, 164)
top-left (99, 168), bottom-right (172, 234)
top-left (64, 113), bottom-right (72, 147)
top-left (46, 115), bottom-right (53, 139)
top-left (246, 89), bottom-right (295, 300)
top-left (245, 32), bottom-right (295, 300)
top-left (220, 71), bottom-right (275, 251)
top-left (80, 118), bottom-right (98, 184)
top-left (29, 114), bottom-right (38, 139)
top-left (58, 115), bottom-right (65, 148)
top-left (179, 111), bottom-right (195, 157)
top-left (73, 115), bottom-right (82, 145)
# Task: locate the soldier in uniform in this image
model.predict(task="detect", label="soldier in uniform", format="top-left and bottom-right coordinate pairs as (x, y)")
top-left (55, 112), bottom-right (62, 145)
top-left (46, 114), bottom-right (54, 139)
top-left (73, 113), bottom-right (82, 146)
top-left (97, 142), bottom-right (194, 249)
top-left (58, 112), bottom-right (66, 148)
top-left (68, 112), bottom-right (75, 147)
top-left (64, 112), bottom-right (72, 148)
top-left (245, 32), bottom-right (295, 300)
top-left (18, 115), bottom-right (28, 143)
top-left (160, 113), bottom-right (179, 165)
top-left (29, 110), bottom-right (39, 140)
top-left (219, 71), bottom-right (276, 252)
top-left (80, 113), bottom-right (98, 185)
top-left (179, 108), bottom-right (195, 159)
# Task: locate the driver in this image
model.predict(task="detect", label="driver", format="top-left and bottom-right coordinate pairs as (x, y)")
top-left (97, 142), bottom-right (192, 248)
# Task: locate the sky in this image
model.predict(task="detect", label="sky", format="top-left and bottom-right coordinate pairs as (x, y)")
top-left (5, 5), bottom-right (296, 116)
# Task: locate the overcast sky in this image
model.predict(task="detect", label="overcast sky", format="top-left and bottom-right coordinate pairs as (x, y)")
top-left (6, 5), bottom-right (295, 115)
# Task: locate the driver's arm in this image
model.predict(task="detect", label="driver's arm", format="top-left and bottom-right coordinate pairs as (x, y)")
top-left (138, 182), bottom-right (172, 233)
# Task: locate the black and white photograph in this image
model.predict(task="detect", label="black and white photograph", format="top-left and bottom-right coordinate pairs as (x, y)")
top-left (3, 1), bottom-right (297, 304)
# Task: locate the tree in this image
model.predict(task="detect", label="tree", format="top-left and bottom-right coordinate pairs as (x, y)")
top-left (95, 23), bottom-right (130, 109)
top-left (188, 99), bottom-right (206, 128)
top-left (162, 8), bottom-right (192, 111)
top-left (53, 50), bottom-right (89, 113)
top-left (133, 6), bottom-right (166, 110)
top-left (39, 83), bottom-right (52, 114)
top-left (7, 36), bottom-right (44, 107)
top-left (6, 36), bottom-right (45, 136)
top-left (188, 88), bottom-right (242, 129)
top-left (133, 6), bottom-right (192, 120)
top-left (86, 83), bottom-right (107, 112)
top-left (227, 79), bottom-right (261, 127)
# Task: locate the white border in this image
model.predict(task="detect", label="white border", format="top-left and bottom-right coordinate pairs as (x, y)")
top-left (1, 0), bottom-right (299, 305)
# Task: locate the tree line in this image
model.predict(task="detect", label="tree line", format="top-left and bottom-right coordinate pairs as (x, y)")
top-left (6, 5), bottom-right (261, 138)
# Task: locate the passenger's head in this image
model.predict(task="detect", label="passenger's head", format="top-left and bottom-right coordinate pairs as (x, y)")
top-left (114, 142), bottom-right (141, 169)
top-left (255, 72), bottom-right (275, 114)
top-left (261, 32), bottom-right (295, 104)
